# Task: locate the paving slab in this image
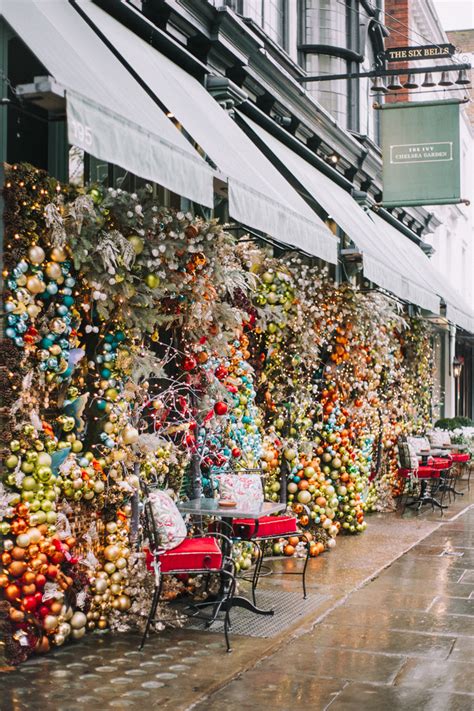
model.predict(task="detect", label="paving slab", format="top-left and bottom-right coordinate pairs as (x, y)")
top-left (326, 682), bottom-right (473, 711)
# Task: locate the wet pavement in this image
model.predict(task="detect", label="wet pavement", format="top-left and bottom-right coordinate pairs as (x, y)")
top-left (1, 482), bottom-right (473, 711)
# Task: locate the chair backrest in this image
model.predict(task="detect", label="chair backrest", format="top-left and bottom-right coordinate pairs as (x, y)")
top-left (216, 471), bottom-right (264, 507)
top-left (398, 441), bottom-right (419, 470)
top-left (141, 481), bottom-right (187, 551)
top-left (428, 430), bottom-right (451, 448)
top-left (407, 435), bottom-right (431, 454)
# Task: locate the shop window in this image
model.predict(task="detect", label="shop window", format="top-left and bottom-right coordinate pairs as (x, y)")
top-left (1, 24), bottom-right (68, 179)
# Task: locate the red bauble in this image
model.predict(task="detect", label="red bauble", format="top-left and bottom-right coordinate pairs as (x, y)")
top-left (38, 605), bottom-right (50, 618)
top-left (231, 448), bottom-right (241, 458)
top-left (214, 401), bottom-right (228, 416)
top-left (182, 356), bottom-right (197, 372)
top-left (35, 574), bottom-right (46, 589)
top-left (214, 365), bottom-right (228, 381)
top-left (22, 595), bottom-right (38, 613)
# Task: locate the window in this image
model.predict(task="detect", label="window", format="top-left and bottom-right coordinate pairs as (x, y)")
top-left (239, 0), bottom-right (287, 49)
top-left (359, 38), bottom-right (380, 143)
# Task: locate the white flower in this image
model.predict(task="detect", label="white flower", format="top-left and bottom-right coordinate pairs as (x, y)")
top-left (131, 193), bottom-right (138, 200)
top-left (127, 211), bottom-right (133, 218)
top-left (135, 205), bottom-right (143, 216)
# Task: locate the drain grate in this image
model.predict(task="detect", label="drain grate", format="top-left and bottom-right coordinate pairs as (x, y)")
top-left (184, 590), bottom-right (327, 638)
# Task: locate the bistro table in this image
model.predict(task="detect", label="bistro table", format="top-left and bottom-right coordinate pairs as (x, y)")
top-left (178, 498), bottom-right (285, 618)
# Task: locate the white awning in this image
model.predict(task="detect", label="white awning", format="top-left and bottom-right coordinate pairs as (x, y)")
top-left (371, 215), bottom-right (474, 333)
top-left (369, 213), bottom-right (441, 314)
top-left (238, 114), bottom-right (442, 313)
top-left (1, 0), bottom-right (214, 206)
top-left (76, 0), bottom-right (338, 264)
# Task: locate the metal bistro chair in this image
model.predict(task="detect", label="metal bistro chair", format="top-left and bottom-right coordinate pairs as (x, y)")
top-left (215, 469), bottom-right (311, 603)
top-left (397, 442), bottom-right (445, 514)
top-left (140, 481), bottom-right (236, 652)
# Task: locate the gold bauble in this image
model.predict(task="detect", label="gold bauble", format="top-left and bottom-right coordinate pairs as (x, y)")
top-left (26, 275), bottom-right (46, 294)
top-left (50, 247), bottom-right (67, 263)
top-left (121, 425), bottom-right (139, 445)
top-left (97, 618), bottom-right (108, 630)
top-left (26, 303), bottom-right (42, 318)
top-left (28, 245), bottom-right (46, 265)
top-left (45, 262), bottom-right (62, 280)
top-left (118, 595), bottom-right (131, 612)
top-left (103, 545), bottom-right (120, 562)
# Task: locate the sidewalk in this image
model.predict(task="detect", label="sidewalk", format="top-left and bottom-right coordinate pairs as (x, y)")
top-left (1, 486), bottom-right (473, 711)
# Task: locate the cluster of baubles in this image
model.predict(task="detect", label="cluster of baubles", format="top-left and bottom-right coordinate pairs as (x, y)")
top-left (1, 165), bottom-right (437, 666)
top-left (0, 518), bottom-right (84, 653)
top-left (87, 512), bottom-right (132, 631)
top-left (5, 245), bottom-right (78, 380)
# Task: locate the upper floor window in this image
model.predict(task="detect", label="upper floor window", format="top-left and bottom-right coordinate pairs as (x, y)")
top-left (237, 0), bottom-right (287, 49)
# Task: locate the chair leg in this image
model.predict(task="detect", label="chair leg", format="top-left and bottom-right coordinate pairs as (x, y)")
top-left (301, 537), bottom-right (311, 600)
top-left (251, 542), bottom-right (265, 606)
top-left (223, 571), bottom-right (236, 653)
top-left (140, 577), bottom-right (163, 650)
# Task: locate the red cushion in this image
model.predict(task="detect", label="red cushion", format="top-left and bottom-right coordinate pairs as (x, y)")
top-left (450, 453), bottom-right (470, 463)
top-left (233, 514), bottom-right (298, 539)
top-left (431, 457), bottom-right (453, 470)
top-left (145, 537), bottom-right (222, 573)
top-left (398, 467), bottom-right (439, 479)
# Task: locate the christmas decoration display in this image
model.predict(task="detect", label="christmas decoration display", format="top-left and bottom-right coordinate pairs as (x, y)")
top-left (0, 164), bottom-right (435, 665)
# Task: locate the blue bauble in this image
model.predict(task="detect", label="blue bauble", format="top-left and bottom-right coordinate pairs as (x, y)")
top-left (96, 399), bottom-right (107, 411)
top-left (59, 339), bottom-right (69, 350)
top-left (56, 304), bottom-right (69, 317)
top-left (61, 367), bottom-right (73, 379)
top-left (16, 322), bottom-right (27, 334)
top-left (7, 315), bottom-right (17, 325)
top-left (63, 295), bottom-right (74, 307)
top-left (46, 283), bottom-right (59, 296)
top-left (5, 302), bottom-right (15, 313)
top-left (47, 357), bottom-right (58, 369)
top-left (101, 368), bottom-right (111, 379)
top-left (7, 279), bottom-right (17, 290)
top-left (64, 277), bottom-right (75, 287)
top-left (18, 261), bottom-right (29, 273)
top-left (115, 331), bottom-right (125, 342)
top-left (5, 327), bottom-right (16, 339)
top-left (103, 343), bottom-right (112, 352)
top-left (104, 334), bottom-right (114, 344)
top-left (41, 337), bottom-right (54, 349)
top-left (14, 337), bottom-right (24, 347)
top-left (104, 353), bottom-right (114, 363)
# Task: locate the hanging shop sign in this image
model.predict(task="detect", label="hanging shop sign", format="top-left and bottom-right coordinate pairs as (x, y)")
top-left (384, 44), bottom-right (455, 62)
top-left (380, 99), bottom-right (462, 208)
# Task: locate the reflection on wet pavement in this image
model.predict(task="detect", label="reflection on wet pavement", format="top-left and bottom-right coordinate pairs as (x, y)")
top-left (198, 503), bottom-right (474, 710)
top-left (1, 490), bottom-right (473, 710)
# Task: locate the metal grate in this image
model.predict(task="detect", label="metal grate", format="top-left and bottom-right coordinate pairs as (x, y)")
top-left (185, 590), bottom-right (327, 638)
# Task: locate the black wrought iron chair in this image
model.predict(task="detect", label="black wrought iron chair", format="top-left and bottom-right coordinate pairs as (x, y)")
top-left (140, 481), bottom-right (236, 652)
top-left (215, 469), bottom-right (311, 603)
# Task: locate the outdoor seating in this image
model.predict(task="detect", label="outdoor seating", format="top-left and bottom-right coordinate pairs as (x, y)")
top-left (397, 441), bottom-right (446, 513)
top-left (140, 482), bottom-right (236, 652)
top-left (215, 470), bottom-right (311, 602)
top-left (428, 429), bottom-right (472, 491)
